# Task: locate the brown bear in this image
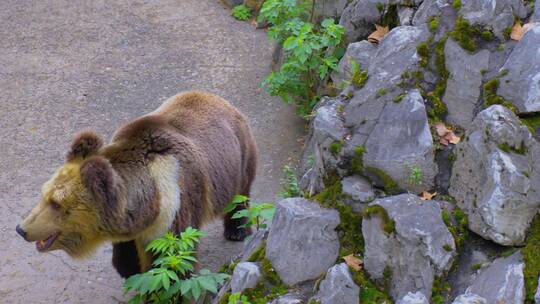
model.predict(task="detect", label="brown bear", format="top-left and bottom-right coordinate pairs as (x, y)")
top-left (16, 91), bottom-right (257, 278)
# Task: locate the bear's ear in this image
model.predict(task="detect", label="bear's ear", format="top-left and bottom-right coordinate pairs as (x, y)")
top-left (80, 156), bottom-right (120, 210)
top-left (67, 131), bottom-right (103, 161)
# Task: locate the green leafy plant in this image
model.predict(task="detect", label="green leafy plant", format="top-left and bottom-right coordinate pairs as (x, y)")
top-left (224, 195), bottom-right (275, 231)
top-left (280, 165), bottom-right (303, 198)
top-left (124, 228), bottom-right (229, 303)
top-left (259, 0), bottom-right (345, 117)
top-left (228, 292), bottom-right (252, 304)
top-left (231, 5), bottom-right (252, 21)
top-left (406, 164), bottom-right (423, 187)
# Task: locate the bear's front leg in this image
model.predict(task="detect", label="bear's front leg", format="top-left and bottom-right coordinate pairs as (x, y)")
top-left (112, 241), bottom-right (141, 278)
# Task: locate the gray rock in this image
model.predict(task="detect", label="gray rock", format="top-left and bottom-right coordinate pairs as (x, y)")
top-left (312, 0), bottom-right (349, 21)
top-left (266, 198), bottom-right (340, 286)
top-left (396, 291), bottom-right (429, 304)
top-left (466, 252), bottom-right (525, 303)
top-left (341, 175), bottom-right (375, 212)
top-left (231, 262), bottom-right (262, 293)
top-left (534, 0), bottom-right (540, 22)
top-left (443, 38), bottom-right (490, 129)
top-left (339, 0), bottom-right (386, 42)
top-left (313, 263), bottom-right (360, 304)
top-left (459, 0), bottom-right (527, 39)
top-left (331, 41), bottom-right (376, 85)
top-left (398, 7), bottom-right (415, 26)
top-left (363, 194), bottom-right (456, 300)
top-left (363, 89), bottom-right (438, 193)
top-left (344, 25), bottom-right (430, 129)
top-left (240, 229), bottom-right (268, 262)
top-left (413, 0), bottom-right (451, 25)
top-left (498, 24), bottom-right (540, 113)
top-left (269, 293), bottom-right (303, 304)
top-left (299, 98), bottom-right (346, 196)
top-left (452, 293), bottom-right (487, 304)
top-left (449, 105), bottom-right (540, 246)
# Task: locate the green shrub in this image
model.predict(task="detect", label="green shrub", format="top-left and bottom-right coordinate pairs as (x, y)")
top-left (279, 165), bottom-right (303, 198)
top-left (259, 0), bottom-right (345, 117)
top-left (124, 228), bottom-right (229, 303)
top-left (224, 195), bottom-right (275, 231)
top-left (231, 5), bottom-right (252, 21)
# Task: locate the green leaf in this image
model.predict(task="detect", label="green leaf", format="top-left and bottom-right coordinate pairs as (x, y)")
top-left (224, 202), bottom-right (238, 214)
top-left (191, 280), bottom-right (202, 300)
top-left (162, 272), bottom-right (170, 291)
top-left (232, 195), bottom-right (249, 203)
top-left (180, 279), bottom-right (192, 296)
top-left (198, 276), bottom-right (218, 294)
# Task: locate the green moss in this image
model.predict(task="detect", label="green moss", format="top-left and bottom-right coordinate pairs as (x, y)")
top-left (452, 0), bottom-right (462, 10)
top-left (337, 104), bottom-right (345, 114)
top-left (366, 166), bottom-right (402, 195)
top-left (312, 182), bottom-right (364, 257)
top-left (351, 145), bottom-right (366, 174)
top-left (247, 243), bottom-right (266, 262)
top-left (503, 26), bottom-right (513, 39)
top-left (429, 16), bottom-right (440, 33)
top-left (523, 216), bottom-right (540, 303)
top-left (441, 204), bottom-right (468, 249)
top-left (521, 116), bottom-right (540, 135)
top-left (417, 42), bottom-right (430, 67)
top-left (242, 258), bottom-right (288, 303)
top-left (498, 69), bottom-right (509, 78)
top-left (350, 266), bottom-right (393, 303)
top-left (483, 78), bottom-right (519, 113)
top-left (443, 244), bottom-right (453, 252)
top-left (376, 88), bottom-right (388, 98)
top-left (219, 292), bottom-right (231, 304)
top-left (471, 263), bottom-right (482, 271)
top-left (329, 139), bottom-right (344, 154)
top-left (352, 69), bottom-right (369, 89)
top-left (364, 205), bottom-right (396, 235)
top-left (498, 142), bottom-right (528, 155)
top-left (480, 30), bottom-right (494, 41)
top-left (311, 180), bottom-right (393, 303)
top-left (498, 43), bottom-right (505, 51)
top-left (219, 257), bottom-right (241, 274)
top-left (426, 36), bottom-right (450, 121)
top-left (393, 93), bottom-right (406, 103)
top-left (449, 16), bottom-right (477, 52)
top-left (431, 276), bottom-right (451, 304)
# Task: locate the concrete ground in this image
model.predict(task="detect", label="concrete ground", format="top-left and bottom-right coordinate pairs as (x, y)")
top-left (0, 1), bottom-right (305, 303)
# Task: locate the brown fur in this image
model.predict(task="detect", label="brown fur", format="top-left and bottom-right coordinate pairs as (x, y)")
top-left (18, 91), bottom-right (258, 277)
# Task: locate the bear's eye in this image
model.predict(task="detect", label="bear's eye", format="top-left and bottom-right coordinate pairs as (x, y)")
top-left (50, 201), bottom-right (62, 211)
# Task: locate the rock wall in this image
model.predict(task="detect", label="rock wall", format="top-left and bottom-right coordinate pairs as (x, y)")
top-left (216, 0), bottom-right (540, 303)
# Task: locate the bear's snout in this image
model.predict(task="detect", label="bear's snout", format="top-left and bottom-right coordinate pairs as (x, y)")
top-left (16, 224), bottom-right (28, 241)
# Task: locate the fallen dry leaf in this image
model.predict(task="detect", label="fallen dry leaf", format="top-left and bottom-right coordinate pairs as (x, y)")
top-left (435, 123), bottom-right (451, 137)
top-left (511, 21), bottom-right (535, 41)
top-left (343, 254), bottom-right (363, 271)
top-left (368, 24), bottom-right (389, 44)
top-left (420, 191), bottom-right (438, 200)
top-left (446, 132), bottom-right (461, 145)
top-left (434, 123), bottom-right (460, 146)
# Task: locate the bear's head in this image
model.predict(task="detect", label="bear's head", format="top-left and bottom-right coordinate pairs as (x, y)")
top-left (16, 131), bottom-right (124, 258)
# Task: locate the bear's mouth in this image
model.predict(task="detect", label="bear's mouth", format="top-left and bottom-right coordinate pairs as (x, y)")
top-left (36, 232), bottom-right (61, 252)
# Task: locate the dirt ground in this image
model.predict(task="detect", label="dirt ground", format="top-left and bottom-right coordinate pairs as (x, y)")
top-left (0, 1), bottom-right (304, 302)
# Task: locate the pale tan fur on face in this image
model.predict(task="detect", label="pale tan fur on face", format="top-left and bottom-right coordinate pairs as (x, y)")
top-left (20, 162), bottom-right (104, 258)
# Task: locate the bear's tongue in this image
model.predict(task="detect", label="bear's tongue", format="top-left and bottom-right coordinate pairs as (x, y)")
top-left (36, 232), bottom-right (60, 252)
